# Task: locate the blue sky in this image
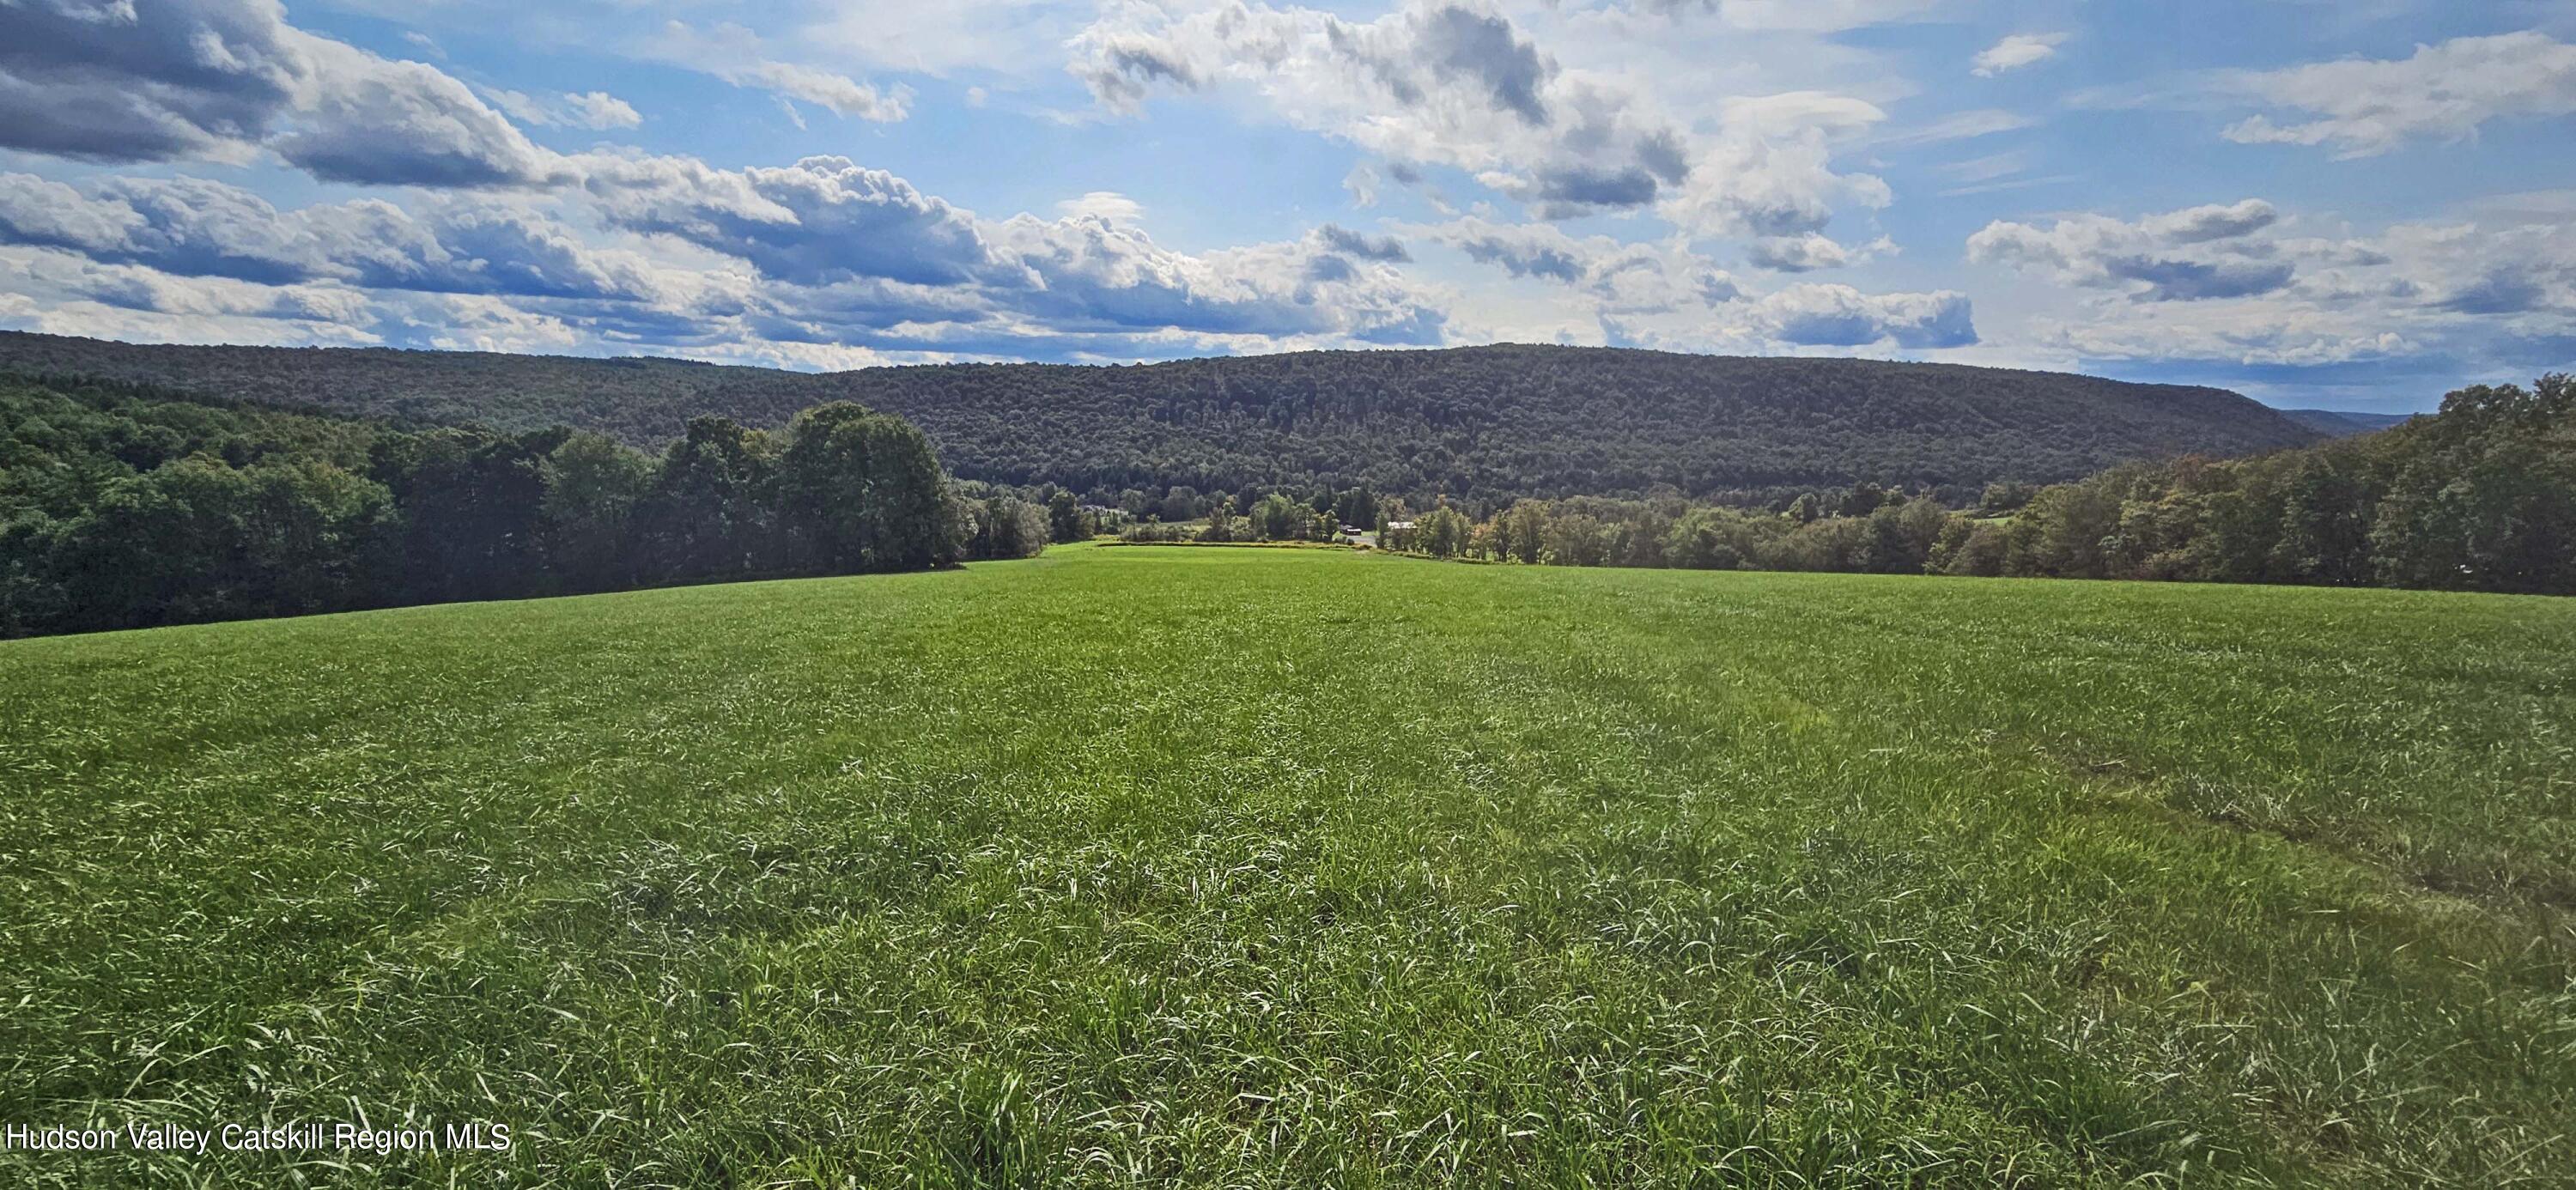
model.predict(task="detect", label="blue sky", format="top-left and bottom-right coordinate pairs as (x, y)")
top-left (3, 0), bottom-right (2572, 410)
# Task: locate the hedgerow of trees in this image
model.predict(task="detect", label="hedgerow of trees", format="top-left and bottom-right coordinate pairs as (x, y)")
top-left (0, 378), bottom-right (1047, 638)
top-left (1348, 376), bottom-right (2571, 597)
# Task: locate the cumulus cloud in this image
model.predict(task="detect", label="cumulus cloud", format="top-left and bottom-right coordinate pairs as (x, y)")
top-left (1971, 33), bottom-right (2066, 77)
top-left (1420, 216), bottom-right (1764, 319)
top-left (585, 155), bottom-right (1011, 288)
top-left (2356, 220), bottom-right (2575, 322)
top-left (578, 154), bottom-right (1449, 344)
top-left (0, 282), bottom-right (391, 349)
top-left (1424, 217), bottom-right (1719, 299)
top-left (0, 172), bottom-right (661, 301)
top-left (1971, 195), bottom-right (2576, 371)
top-left (2142, 198), bottom-right (2280, 243)
top-left (1758, 283), bottom-right (1974, 348)
top-left (1069, 0), bottom-right (1680, 216)
top-left (4, 155), bottom-right (1465, 359)
top-left (279, 37), bottom-right (567, 187)
top-left (0, 0), bottom-right (301, 163)
top-left (6, 246), bottom-right (374, 325)
top-left (1406, 214), bottom-right (1968, 352)
top-left (1069, 0), bottom-right (1880, 238)
top-left (2221, 33), bottom-right (2576, 158)
top-left (1746, 231), bottom-right (1891, 272)
top-left (1967, 200), bottom-right (2295, 301)
top-left (1444, 222), bottom-right (1592, 282)
top-left (2032, 307), bottom-right (2418, 368)
top-left (1312, 224), bottom-right (1412, 263)
top-left (0, 0), bottom-right (562, 186)
top-left (993, 211), bottom-right (1446, 342)
top-left (1417, 215), bottom-right (1965, 352)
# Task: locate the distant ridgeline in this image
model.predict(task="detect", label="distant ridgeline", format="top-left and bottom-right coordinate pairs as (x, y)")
top-left (0, 376), bottom-right (1051, 639)
top-left (0, 333), bottom-right (2322, 506)
top-left (2277, 409), bottom-right (2416, 437)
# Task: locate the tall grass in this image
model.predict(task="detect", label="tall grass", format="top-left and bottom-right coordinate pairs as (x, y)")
top-left (3, 544), bottom-right (2570, 1186)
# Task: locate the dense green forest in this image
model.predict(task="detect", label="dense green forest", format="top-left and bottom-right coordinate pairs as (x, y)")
top-left (0, 333), bottom-right (2322, 505)
top-left (4, 355), bottom-right (2553, 640)
top-left (0, 377), bottom-right (1044, 638)
top-left (2278, 408), bottom-right (2415, 437)
top-left (1144, 376), bottom-right (2573, 597)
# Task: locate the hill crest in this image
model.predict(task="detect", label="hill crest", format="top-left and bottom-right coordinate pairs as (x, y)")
top-left (0, 331), bottom-right (2320, 502)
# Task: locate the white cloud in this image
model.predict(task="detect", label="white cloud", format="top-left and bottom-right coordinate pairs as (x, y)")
top-left (1967, 200), bottom-right (2293, 301)
top-left (6, 246), bottom-right (375, 325)
top-left (1057, 191), bottom-right (1145, 225)
top-left (1626, 0), bottom-right (1941, 33)
top-left (2221, 32), bottom-right (2576, 157)
top-left (1415, 216), bottom-right (1735, 303)
top-left (1935, 150), bottom-right (2026, 185)
top-left (1872, 107), bottom-right (2034, 147)
top-left (1408, 214), bottom-right (1967, 350)
top-left (1969, 195), bottom-right (2576, 369)
top-left (1311, 224), bottom-right (1411, 263)
top-left (0, 0), bottom-right (565, 187)
top-left (800, 0), bottom-right (1081, 77)
top-left (2032, 307), bottom-right (2417, 367)
top-left (0, 288), bottom-right (390, 349)
top-left (579, 153), bottom-right (1453, 345)
top-left (1071, 1), bottom-right (1677, 213)
top-left (1756, 282), bottom-right (1973, 348)
top-left (1717, 91), bottom-right (1886, 137)
top-left (1971, 33), bottom-right (2067, 77)
top-left (1070, 0), bottom-right (1885, 239)
top-left (1746, 230), bottom-right (1892, 272)
top-left (1, 155), bottom-right (1472, 361)
top-left (647, 21), bottom-right (913, 123)
top-left (0, 172), bottom-right (671, 301)
top-left (483, 87), bottom-right (642, 131)
top-left (1345, 163), bottom-right (1382, 208)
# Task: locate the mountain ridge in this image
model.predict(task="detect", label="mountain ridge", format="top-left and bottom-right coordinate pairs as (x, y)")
top-left (0, 331), bottom-right (2322, 503)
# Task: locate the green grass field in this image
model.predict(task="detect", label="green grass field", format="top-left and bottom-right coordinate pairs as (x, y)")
top-left (4, 545), bottom-right (2573, 1187)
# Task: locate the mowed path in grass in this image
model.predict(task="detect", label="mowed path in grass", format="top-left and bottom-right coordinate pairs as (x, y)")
top-left (3, 544), bottom-right (2571, 1187)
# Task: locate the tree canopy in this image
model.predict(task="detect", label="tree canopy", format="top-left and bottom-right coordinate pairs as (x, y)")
top-left (0, 378), bottom-right (1019, 638)
top-left (0, 333), bottom-right (2322, 506)
top-left (1352, 376), bottom-right (2571, 598)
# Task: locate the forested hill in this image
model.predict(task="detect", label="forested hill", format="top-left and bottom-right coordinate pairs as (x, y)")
top-left (0, 332), bottom-right (2320, 502)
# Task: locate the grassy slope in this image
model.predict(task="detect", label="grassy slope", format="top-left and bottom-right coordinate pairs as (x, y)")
top-left (2, 547), bottom-right (2570, 1187)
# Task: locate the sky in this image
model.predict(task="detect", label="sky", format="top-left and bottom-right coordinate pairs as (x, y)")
top-left (2, 1), bottom-right (2572, 411)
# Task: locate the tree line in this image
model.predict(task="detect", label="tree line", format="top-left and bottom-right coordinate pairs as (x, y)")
top-left (0, 377), bottom-right (1049, 638)
top-left (6, 371), bottom-right (2564, 640)
top-left (1137, 376), bottom-right (2574, 597)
